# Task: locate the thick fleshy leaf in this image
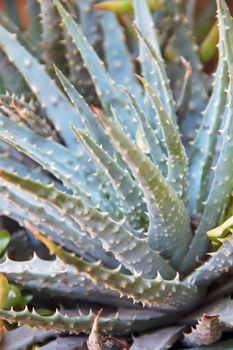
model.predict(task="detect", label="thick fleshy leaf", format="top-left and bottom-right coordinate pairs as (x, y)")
top-left (0, 182), bottom-right (114, 266)
top-left (38, 0), bottom-right (65, 72)
top-left (180, 0), bottom-right (233, 274)
top-left (73, 127), bottom-right (146, 226)
top-left (95, 109), bottom-right (192, 268)
top-left (34, 231), bottom-right (202, 312)
top-left (133, 23), bottom-right (177, 123)
top-left (0, 23), bottom-right (83, 149)
top-left (0, 169), bottom-right (177, 279)
top-left (187, 236), bottom-right (233, 287)
top-left (0, 115), bottom-right (113, 211)
top-left (0, 307), bottom-right (179, 335)
top-left (101, 11), bottom-right (142, 104)
top-left (55, 66), bottom-right (114, 154)
top-left (189, 38), bottom-right (228, 215)
top-left (40, 336), bottom-right (88, 350)
top-left (165, 0), bottom-right (207, 145)
top-left (1, 326), bottom-right (55, 350)
top-left (55, 0), bottom-right (137, 137)
top-left (138, 76), bottom-right (188, 202)
top-left (122, 87), bottom-right (167, 174)
top-left (130, 326), bottom-right (184, 350)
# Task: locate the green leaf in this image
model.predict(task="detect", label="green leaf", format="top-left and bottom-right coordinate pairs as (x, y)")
top-left (32, 231), bottom-right (202, 312)
top-left (95, 0), bottom-right (164, 12)
top-left (55, 0), bottom-right (136, 138)
top-left (101, 12), bottom-right (142, 105)
top-left (180, 0), bottom-right (233, 274)
top-left (164, 0), bottom-right (207, 145)
top-left (0, 274), bottom-right (9, 309)
top-left (138, 76), bottom-right (188, 202)
top-left (72, 126), bottom-right (147, 227)
top-left (0, 23), bottom-right (83, 149)
top-left (0, 307), bottom-right (176, 335)
top-left (95, 108), bottom-right (192, 268)
top-left (4, 284), bottom-right (22, 310)
top-left (133, 23), bottom-right (177, 123)
top-left (0, 169), bottom-right (177, 279)
top-left (207, 216), bottom-right (233, 244)
top-left (54, 66), bottom-right (114, 155)
top-left (38, 0), bottom-right (65, 73)
top-left (189, 35), bottom-right (228, 215)
top-left (187, 235), bottom-right (233, 287)
top-left (121, 87), bottom-right (167, 175)
top-left (0, 230), bottom-right (10, 256)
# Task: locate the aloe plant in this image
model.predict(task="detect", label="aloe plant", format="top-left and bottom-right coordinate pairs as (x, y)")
top-left (0, 0), bottom-right (233, 349)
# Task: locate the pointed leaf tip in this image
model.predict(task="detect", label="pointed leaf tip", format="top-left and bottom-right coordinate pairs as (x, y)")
top-left (95, 0), bottom-right (164, 13)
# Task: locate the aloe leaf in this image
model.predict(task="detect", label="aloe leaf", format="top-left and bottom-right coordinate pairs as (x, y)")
top-left (130, 326), bottom-right (184, 350)
top-left (189, 40), bottom-right (228, 215)
top-left (0, 306), bottom-right (177, 335)
top-left (121, 87), bottom-right (167, 175)
top-left (139, 76), bottom-right (188, 202)
top-left (133, 0), bottom-right (177, 139)
top-left (55, 0), bottom-right (136, 137)
top-left (26, 0), bottom-right (42, 52)
top-left (180, 0), bottom-right (233, 274)
top-left (0, 23), bottom-right (83, 149)
top-left (0, 192), bottom-right (95, 263)
top-left (0, 195), bottom-right (86, 267)
top-left (0, 173), bottom-right (119, 255)
top-left (0, 252), bottom-right (126, 308)
top-left (72, 126), bottom-right (147, 226)
top-left (0, 169), bottom-right (176, 279)
top-left (187, 235), bottom-right (233, 287)
top-left (38, 0), bottom-right (65, 73)
top-left (35, 231), bottom-right (202, 311)
top-left (0, 181), bottom-right (115, 266)
top-left (0, 94), bottom-right (61, 142)
top-left (165, 0), bottom-right (207, 145)
top-left (63, 0), bottom-right (99, 106)
top-left (55, 66), bottom-right (113, 154)
top-left (0, 152), bottom-right (51, 184)
top-left (1, 326), bottom-right (55, 350)
top-left (76, 0), bottom-right (101, 47)
top-left (0, 255), bottom-right (114, 297)
top-left (39, 336), bottom-right (88, 349)
top-left (0, 115), bottom-right (110, 209)
top-left (95, 105), bottom-right (192, 267)
top-left (133, 22), bottom-right (177, 123)
top-left (101, 12), bottom-right (142, 104)
top-left (0, 49), bottom-right (29, 95)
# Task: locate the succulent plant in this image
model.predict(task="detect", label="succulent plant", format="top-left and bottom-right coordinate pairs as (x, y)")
top-left (0, 0), bottom-right (233, 349)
